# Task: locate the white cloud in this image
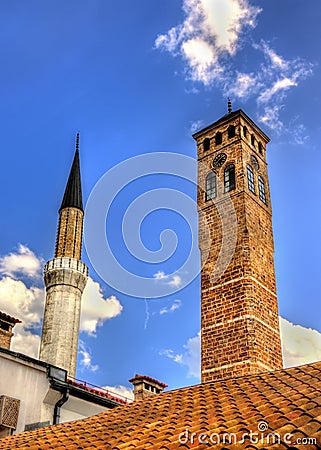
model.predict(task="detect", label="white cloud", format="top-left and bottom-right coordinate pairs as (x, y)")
top-left (161, 318), bottom-right (321, 379)
top-left (80, 278), bottom-right (122, 335)
top-left (0, 244), bottom-right (43, 279)
top-left (280, 317), bottom-right (321, 368)
top-left (160, 299), bottom-right (182, 315)
top-left (0, 246), bottom-right (123, 359)
top-left (155, 0), bottom-right (261, 85)
top-left (102, 385), bottom-right (134, 401)
top-left (155, 1), bottom-right (313, 132)
top-left (154, 271), bottom-right (167, 280)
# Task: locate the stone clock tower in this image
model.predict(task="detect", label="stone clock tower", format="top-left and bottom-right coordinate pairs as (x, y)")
top-left (194, 104), bottom-right (283, 383)
top-left (39, 134), bottom-right (88, 377)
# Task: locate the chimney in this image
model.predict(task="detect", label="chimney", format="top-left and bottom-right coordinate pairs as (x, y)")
top-left (0, 312), bottom-right (21, 350)
top-left (129, 374), bottom-right (167, 401)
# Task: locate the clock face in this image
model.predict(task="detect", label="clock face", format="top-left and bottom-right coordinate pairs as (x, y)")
top-left (212, 153), bottom-right (227, 168)
top-left (251, 155), bottom-right (259, 170)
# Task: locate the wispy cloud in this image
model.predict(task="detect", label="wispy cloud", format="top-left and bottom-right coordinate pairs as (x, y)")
top-left (190, 119), bottom-right (204, 134)
top-left (160, 299), bottom-right (182, 315)
top-left (155, 0), bottom-right (314, 134)
top-left (79, 340), bottom-right (99, 372)
top-left (160, 331), bottom-right (201, 378)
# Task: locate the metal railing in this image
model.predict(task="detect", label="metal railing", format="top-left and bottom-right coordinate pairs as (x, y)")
top-left (45, 257), bottom-right (88, 276)
top-left (67, 375), bottom-right (133, 405)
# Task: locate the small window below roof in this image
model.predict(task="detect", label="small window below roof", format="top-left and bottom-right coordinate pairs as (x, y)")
top-left (215, 132), bottom-right (222, 145)
top-left (243, 126), bottom-right (247, 138)
top-left (258, 142), bottom-right (263, 154)
top-left (228, 125), bottom-right (236, 139)
top-left (251, 134), bottom-right (255, 147)
top-left (203, 138), bottom-right (210, 151)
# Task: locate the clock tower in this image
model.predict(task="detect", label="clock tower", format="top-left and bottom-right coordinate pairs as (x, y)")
top-left (194, 105), bottom-right (283, 382)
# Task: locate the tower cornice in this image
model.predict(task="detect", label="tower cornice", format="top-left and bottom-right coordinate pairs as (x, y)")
top-left (192, 109), bottom-right (270, 143)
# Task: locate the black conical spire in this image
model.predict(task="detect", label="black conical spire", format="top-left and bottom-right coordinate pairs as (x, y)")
top-left (59, 133), bottom-right (83, 212)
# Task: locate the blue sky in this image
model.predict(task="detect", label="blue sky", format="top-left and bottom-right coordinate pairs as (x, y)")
top-left (0, 0), bottom-right (320, 398)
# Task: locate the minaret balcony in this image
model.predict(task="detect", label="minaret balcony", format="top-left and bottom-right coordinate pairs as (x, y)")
top-left (44, 257), bottom-right (88, 277)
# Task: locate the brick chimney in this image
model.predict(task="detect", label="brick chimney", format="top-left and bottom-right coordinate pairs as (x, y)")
top-left (0, 312), bottom-right (21, 350)
top-left (129, 375), bottom-right (167, 401)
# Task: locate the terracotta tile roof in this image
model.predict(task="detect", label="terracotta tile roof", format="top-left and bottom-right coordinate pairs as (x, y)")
top-left (1, 361), bottom-right (321, 449)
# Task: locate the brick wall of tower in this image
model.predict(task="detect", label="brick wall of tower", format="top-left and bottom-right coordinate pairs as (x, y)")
top-left (196, 110), bottom-right (283, 383)
top-left (55, 207), bottom-right (84, 259)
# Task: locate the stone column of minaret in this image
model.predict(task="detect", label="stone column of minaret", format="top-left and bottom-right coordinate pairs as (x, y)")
top-left (39, 134), bottom-right (88, 378)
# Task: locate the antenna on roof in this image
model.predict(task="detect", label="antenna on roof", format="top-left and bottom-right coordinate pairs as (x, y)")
top-left (228, 98), bottom-right (232, 113)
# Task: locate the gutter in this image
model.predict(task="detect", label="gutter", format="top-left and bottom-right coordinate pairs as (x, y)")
top-left (53, 388), bottom-right (69, 425)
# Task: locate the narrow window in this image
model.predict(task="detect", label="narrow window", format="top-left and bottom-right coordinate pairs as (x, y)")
top-left (258, 142), bottom-right (263, 154)
top-left (258, 176), bottom-right (267, 204)
top-left (251, 134), bottom-right (255, 147)
top-left (228, 125), bottom-right (235, 139)
top-left (224, 164), bottom-right (236, 192)
top-left (215, 132), bottom-right (222, 145)
top-left (205, 172), bottom-right (217, 201)
top-left (243, 126), bottom-right (247, 138)
top-left (247, 165), bottom-right (255, 193)
top-left (203, 138), bottom-right (210, 151)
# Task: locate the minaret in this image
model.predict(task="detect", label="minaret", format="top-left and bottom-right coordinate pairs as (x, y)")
top-left (194, 104), bottom-right (283, 382)
top-left (39, 134), bottom-right (88, 377)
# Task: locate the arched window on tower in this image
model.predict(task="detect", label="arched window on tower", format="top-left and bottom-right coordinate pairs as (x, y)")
top-left (258, 141), bottom-right (263, 155)
top-left (205, 171), bottom-right (217, 201)
top-left (203, 138), bottom-right (210, 151)
top-left (247, 165), bottom-right (255, 193)
top-left (251, 134), bottom-right (255, 147)
top-left (215, 132), bottom-right (222, 145)
top-left (228, 125), bottom-right (235, 139)
top-left (258, 176), bottom-right (267, 204)
top-left (224, 164), bottom-right (235, 192)
top-left (243, 126), bottom-right (247, 138)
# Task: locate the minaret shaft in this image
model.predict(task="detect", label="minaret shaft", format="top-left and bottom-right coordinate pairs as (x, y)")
top-left (55, 207), bottom-right (84, 259)
top-left (39, 135), bottom-right (87, 377)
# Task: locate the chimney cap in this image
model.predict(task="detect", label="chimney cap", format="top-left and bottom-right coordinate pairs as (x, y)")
top-left (0, 311), bottom-right (22, 324)
top-left (128, 374), bottom-right (168, 388)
